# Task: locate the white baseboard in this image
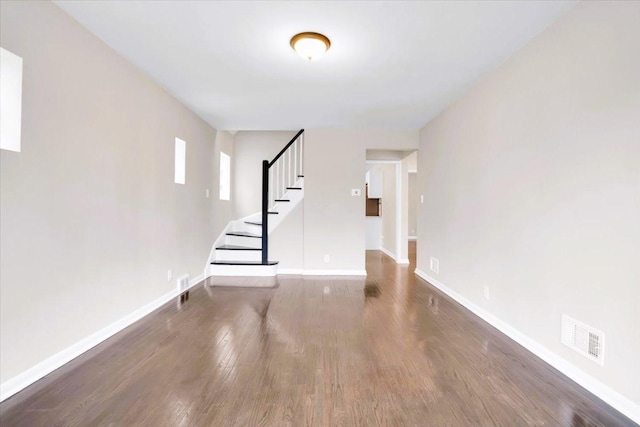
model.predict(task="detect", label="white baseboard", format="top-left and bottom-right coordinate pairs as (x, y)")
top-left (303, 269), bottom-right (367, 276)
top-left (189, 273), bottom-right (205, 289)
top-left (413, 269), bottom-right (640, 425)
top-left (0, 277), bottom-right (207, 402)
top-left (277, 268), bottom-right (304, 275)
top-left (380, 247), bottom-right (409, 265)
top-left (379, 246), bottom-right (397, 260)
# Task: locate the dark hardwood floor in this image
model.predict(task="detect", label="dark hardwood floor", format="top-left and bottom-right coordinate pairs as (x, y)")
top-left (0, 243), bottom-right (635, 426)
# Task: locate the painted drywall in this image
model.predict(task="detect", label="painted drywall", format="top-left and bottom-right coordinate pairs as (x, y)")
top-left (362, 130), bottom-right (419, 150)
top-left (366, 149), bottom-right (415, 161)
top-left (399, 154), bottom-right (411, 262)
top-left (0, 1), bottom-right (229, 385)
top-left (303, 130), bottom-right (363, 271)
top-left (365, 217), bottom-right (382, 250)
top-left (405, 151), bottom-right (417, 171)
top-left (271, 202), bottom-right (304, 270)
top-left (377, 164), bottom-right (397, 259)
top-left (417, 0), bottom-right (640, 412)
top-left (408, 173), bottom-right (417, 237)
top-left (232, 130), bottom-right (297, 219)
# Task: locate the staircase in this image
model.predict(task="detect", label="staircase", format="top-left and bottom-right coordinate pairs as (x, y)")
top-left (206, 130), bottom-right (304, 280)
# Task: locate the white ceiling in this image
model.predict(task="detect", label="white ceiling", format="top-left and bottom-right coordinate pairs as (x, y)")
top-left (54, 1), bottom-right (576, 131)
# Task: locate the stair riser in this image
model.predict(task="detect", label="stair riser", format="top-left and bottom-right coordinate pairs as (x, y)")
top-left (216, 250), bottom-right (261, 262)
top-left (243, 223), bottom-right (263, 235)
top-left (225, 235), bottom-right (261, 248)
top-left (207, 276), bottom-right (277, 287)
top-left (206, 263), bottom-right (278, 278)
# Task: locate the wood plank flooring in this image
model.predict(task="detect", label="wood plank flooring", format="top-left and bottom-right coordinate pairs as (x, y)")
top-left (0, 243), bottom-right (635, 426)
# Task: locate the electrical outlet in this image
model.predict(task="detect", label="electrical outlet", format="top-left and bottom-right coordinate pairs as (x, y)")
top-left (324, 254), bottom-right (330, 263)
top-left (167, 269), bottom-right (172, 281)
top-left (420, 195), bottom-right (424, 204)
top-left (206, 188), bottom-right (210, 198)
top-left (429, 257), bottom-right (439, 274)
top-left (483, 285), bottom-right (490, 300)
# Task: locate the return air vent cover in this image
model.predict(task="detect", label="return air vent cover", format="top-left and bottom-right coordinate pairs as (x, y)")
top-left (561, 315), bottom-right (605, 366)
top-left (429, 257), bottom-right (439, 274)
top-left (177, 274), bottom-right (190, 293)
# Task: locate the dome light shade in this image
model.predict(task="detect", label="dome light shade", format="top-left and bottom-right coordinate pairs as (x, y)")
top-left (290, 32), bottom-right (331, 61)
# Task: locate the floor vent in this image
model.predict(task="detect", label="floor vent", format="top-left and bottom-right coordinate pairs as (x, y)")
top-left (561, 315), bottom-right (605, 366)
top-left (177, 274), bottom-right (190, 293)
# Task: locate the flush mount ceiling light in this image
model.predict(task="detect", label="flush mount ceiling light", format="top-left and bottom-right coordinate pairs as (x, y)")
top-left (290, 32), bottom-right (331, 61)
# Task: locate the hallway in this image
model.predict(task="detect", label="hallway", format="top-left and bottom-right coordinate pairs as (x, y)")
top-left (0, 246), bottom-right (633, 426)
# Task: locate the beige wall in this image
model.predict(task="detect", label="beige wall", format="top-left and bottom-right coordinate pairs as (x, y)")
top-left (270, 203), bottom-right (304, 270)
top-left (405, 151), bottom-right (417, 171)
top-left (303, 129), bottom-right (366, 271)
top-left (399, 154), bottom-right (411, 261)
top-left (377, 164), bottom-right (397, 258)
top-left (0, 1), bottom-right (230, 384)
top-left (302, 129), bottom-right (418, 272)
top-left (408, 173), bottom-right (417, 237)
top-left (417, 0), bottom-right (640, 408)
top-left (232, 130), bottom-right (297, 219)
top-left (366, 149), bottom-right (415, 161)
top-left (364, 131), bottom-right (419, 151)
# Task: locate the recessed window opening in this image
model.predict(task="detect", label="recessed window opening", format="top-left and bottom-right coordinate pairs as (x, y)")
top-left (174, 137), bottom-right (186, 184)
top-left (0, 47), bottom-right (23, 152)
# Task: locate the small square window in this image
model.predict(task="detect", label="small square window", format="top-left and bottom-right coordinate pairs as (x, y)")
top-left (174, 138), bottom-right (186, 184)
top-left (0, 47), bottom-right (23, 153)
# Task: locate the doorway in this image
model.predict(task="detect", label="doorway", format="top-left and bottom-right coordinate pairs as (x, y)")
top-left (364, 150), bottom-right (418, 268)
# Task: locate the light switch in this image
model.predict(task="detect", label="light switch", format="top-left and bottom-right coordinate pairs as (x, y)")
top-left (351, 188), bottom-right (361, 196)
top-left (420, 195), bottom-right (424, 204)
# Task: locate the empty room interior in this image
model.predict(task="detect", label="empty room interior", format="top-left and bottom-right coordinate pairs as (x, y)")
top-left (1, 1), bottom-right (638, 426)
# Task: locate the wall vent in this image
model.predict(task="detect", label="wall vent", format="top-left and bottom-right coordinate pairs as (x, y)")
top-left (176, 274), bottom-right (190, 293)
top-left (561, 315), bottom-right (605, 366)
